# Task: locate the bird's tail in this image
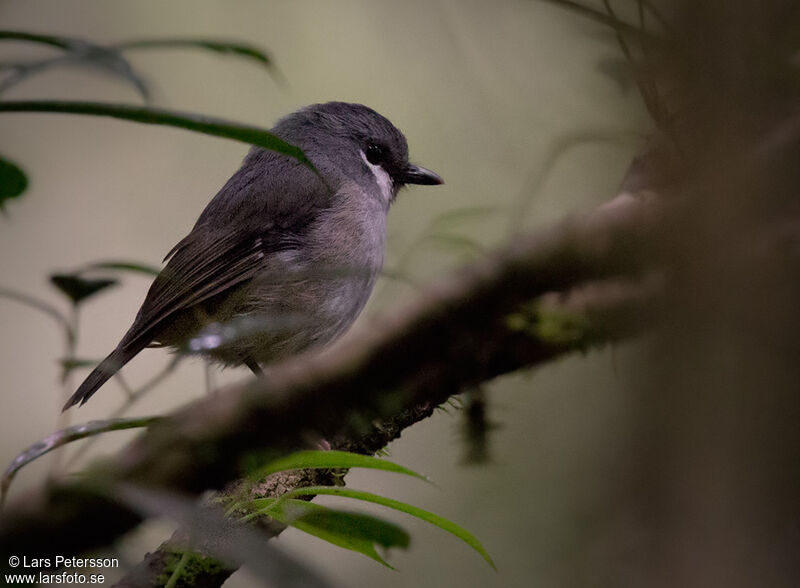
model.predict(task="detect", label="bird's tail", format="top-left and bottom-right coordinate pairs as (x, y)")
top-left (62, 343), bottom-right (145, 411)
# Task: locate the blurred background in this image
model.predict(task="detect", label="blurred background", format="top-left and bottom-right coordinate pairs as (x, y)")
top-left (0, 1), bottom-right (648, 586)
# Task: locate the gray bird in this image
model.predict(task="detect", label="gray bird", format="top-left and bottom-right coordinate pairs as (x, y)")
top-left (64, 102), bottom-right (442, 410)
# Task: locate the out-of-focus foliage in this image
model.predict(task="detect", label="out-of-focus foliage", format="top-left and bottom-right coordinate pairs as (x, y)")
top-left (0, 155), bottom-right (27, 209)
top-left (50, 273), bottom-right (118, 305)
top-left (0, 29), bottom-right (308, 217)
top-left (236, 450), bottom-right (494, 570)
top-left (248, 486), bottom-right (496, 568)
top-left (0, 29), bottom-right (149, 99)
top-left (1, 416), bottom-right (161, 505)
top-left (248, 450), bottom-right (429, 482)
top-left (0, 99), bottom-right (315, 170)
top-left (262, 500), bottom-right (411, 569)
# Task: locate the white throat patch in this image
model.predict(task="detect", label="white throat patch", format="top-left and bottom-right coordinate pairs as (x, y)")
top-left (360, 150), bottom-right (394, 205)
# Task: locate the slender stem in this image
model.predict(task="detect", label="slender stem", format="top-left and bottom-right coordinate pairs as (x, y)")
top-left (0, 100), bottom-right (311, 168)
top-left (0, 287), bottom-right (73, 340)
top-left (164, 550), bottom-right (190, 588)
top-left (50, 304), bottom-right (80, 475)
top-left (2, 415), bottom-right (162, 506)
top-left (63, 357), bottom-right (180, 470)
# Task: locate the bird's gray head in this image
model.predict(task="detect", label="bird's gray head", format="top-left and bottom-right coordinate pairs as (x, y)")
top-left (274, 102), bottom-right (442, 205)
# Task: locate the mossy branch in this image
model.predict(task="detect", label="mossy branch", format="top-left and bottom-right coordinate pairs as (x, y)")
top-left (0, 194), bottom-right (666, 578)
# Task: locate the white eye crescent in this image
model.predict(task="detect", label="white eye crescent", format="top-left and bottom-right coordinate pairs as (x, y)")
top-left (360, 149), bottom-right (394, 205)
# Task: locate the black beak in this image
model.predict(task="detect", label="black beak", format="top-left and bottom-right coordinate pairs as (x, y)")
top-left (401, 164), bottom-right (444, 186)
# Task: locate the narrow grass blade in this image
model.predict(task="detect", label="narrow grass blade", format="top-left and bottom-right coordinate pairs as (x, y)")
top-left (2, 417), bottom-right (161, 506)
top-left (251, 450), bottom-right (429, 482)
top-left (81, 260), bottom-right (160, 276)
top-left (0, 31), bottom-right (149, 99)
top-left (115, 38), bottom-right (279, 81)
top-left (0, 100), bottom-right (314, 170)
top-left (279, 486), bottom-right (496, 569)
top-left (269, 499), bottom-right (409, 568)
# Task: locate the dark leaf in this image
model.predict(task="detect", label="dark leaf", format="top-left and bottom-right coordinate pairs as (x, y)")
top-left (59, 357), bottom-right (100, 372)
top-left (117, 37), bottom-right (271, 65)
top-left (82, 260), bottom-right (160, 276)
top-left (253, 486), bottom-right (496, 569)
top-left (0, 30), bottom-right (149, 100)
top-left (50, 273), bottom-right (117, 304)
top-left (115, 38), bottom-right (280, 82)
top-left (252, 449), bottom-right (429, 482)
top-left (0, 155), bottom-right (28, 210)
top-left (461, 388), bottom-right (496, 465)
top-left (0, 30), bottom-right (99, 51)
top-left (269, 499), bottom-right (409, 568)
top-left (0, 100), bottom-right (315, 170)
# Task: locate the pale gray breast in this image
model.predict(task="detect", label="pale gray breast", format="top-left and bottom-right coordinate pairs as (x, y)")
top-left (238, 181), bottom-right (388, 363)
top-left (303, 181), bottom-right (388, 336)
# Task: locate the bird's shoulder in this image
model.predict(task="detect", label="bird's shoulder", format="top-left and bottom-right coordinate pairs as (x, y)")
top-left (200, 147), bottom-right (331, 235)
top-left (121, 149), bottom-right (332, 349)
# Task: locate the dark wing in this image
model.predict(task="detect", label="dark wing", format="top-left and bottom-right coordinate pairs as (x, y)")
top-left (61, 229), bottom-right (265, 410)
top-left (64, 146), bottom-right (330, 409)
top-left (127, 145), bottom-right (330, 347)
top-left (123, 227), bottom-right (265, 349)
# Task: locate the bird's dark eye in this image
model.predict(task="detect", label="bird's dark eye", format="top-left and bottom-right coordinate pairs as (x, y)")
top-left (365, 144), bottom-right (384, 165)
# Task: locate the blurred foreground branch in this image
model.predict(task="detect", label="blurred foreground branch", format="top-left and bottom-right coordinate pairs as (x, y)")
top-left (0, 191), bottom-right (667, 576)
top-left (117, 273), bottom-right (665, 587)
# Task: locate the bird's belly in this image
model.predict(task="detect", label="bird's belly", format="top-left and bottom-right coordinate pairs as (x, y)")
top-left (164, 197), bottom-right (387, 366)
top-left (244, 266), bottom-right (376, 362)
top-left (178, 250), bottom-right (379, 366)
top-left (233, 195), bottom-right (388, 363)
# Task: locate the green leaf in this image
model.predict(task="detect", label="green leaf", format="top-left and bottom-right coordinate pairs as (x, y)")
top-left (1, 416), bottom-right (161, 506)
top-left (50, 273), bottom-right (117, 304)
top-left (59, 356), bottom-right (99, 383)
top-left (0, 32), bottom-right (280, 99)
top-left (0, 155), bottom-right (28, 210)
top-left (115, 38), bottom-right (280, 81)
top-left (81, 260), bottom-right (160, 276)
top-left (269, 499), bottom-right (409, 568)
top-left (275, 486), bottom-right (496, 569)
top-left (0, 30), bottom-right (149, 99)
top-left (0, 30), bottom-right (102, 51)
top-left (59, 357), bottom-right (100, 371)
top-left (0, 100), bottom-right (314, 170)
top-left (251, 450), bottom-right (430, 482)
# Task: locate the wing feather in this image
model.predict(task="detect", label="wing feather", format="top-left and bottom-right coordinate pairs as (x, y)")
top-left (120, 228), bottom-right (264, 349)
top-left (65, 145), bottom-right (331, 409)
